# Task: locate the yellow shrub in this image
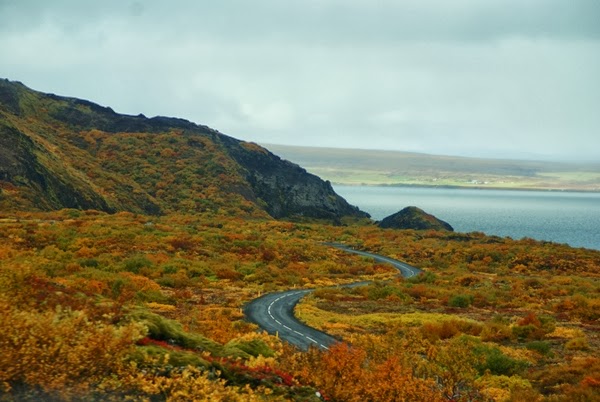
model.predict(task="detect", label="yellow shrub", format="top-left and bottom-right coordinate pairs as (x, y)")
top-left (0, 301), bottom-right (143, 398)
top-left (565, 337), bottom-right (589, 351)
top-left (547, 326), bottom-right (584, 339)
top-left (145, 301), bottom-right (177, 312)
top-left (122, 366), bottom-right (264, 402)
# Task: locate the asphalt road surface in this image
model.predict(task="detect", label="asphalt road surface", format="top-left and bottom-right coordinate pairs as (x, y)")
top-left (328, 243), bottom-right (422, 279)
top-left (243, 243), bottom-right (422, 351)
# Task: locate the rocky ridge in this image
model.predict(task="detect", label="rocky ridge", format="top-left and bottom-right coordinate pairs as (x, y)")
top-left (0, 79), bottom-right (367, 222)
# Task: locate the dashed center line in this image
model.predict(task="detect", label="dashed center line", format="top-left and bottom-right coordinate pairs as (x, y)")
top-left (259, 246), bottom-right (420, 352)
top-left (265, 292), bottom-right (331, 350)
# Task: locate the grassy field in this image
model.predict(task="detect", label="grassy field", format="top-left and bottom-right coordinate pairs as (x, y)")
top-left (265, 144), bottom-right (600, 191)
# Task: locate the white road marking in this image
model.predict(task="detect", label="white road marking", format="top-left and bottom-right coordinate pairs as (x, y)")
top-left (259, 245), bottom-right (420, 352)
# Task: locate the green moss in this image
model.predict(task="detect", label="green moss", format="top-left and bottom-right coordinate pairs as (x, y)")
top-left (224, 338), bottom-right (275, 358)
top-left (129, 310), bottom-right (221, 354)
top-left (131, 345), bottom-right (210, 369)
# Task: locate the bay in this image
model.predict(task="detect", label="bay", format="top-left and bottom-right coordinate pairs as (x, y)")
top-left (333, 185), bottom-right (600, 250)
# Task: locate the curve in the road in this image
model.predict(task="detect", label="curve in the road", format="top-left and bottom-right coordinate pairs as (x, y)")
top-left (243, 243), bottom-right (423, 351)
top-left (245, 289), bottom-right (335, 351)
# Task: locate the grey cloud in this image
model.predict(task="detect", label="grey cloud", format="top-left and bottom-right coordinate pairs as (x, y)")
top-left (3, 0), bottom-right (600, 41)
top-left (0, 0), bottom-right (598, 160)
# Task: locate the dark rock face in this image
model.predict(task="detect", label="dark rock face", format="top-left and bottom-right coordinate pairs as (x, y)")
top-left (222, 136), bottom-right (369, 221)
top-left (0, 79), bottom-right (21, 115)
top-left (378, 206), bottom-right (454, 231)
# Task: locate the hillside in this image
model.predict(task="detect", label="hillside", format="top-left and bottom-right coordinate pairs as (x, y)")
top-left (265, 144), bottom-right (600, 191)
top-left (0, 79), bottom-right (367, 222)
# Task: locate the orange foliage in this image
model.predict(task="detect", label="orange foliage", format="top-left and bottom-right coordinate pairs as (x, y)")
top-left (280, 343), bottom-right (444, 401)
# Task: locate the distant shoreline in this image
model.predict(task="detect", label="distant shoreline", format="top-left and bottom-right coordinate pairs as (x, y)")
top-left (266, 144), bottom-right (600, 194)
top-left (330, 182), bottom-right (600, 193)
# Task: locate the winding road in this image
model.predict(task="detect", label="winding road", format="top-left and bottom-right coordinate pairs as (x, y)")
top-left (243, 243), bottom-right (423, 351)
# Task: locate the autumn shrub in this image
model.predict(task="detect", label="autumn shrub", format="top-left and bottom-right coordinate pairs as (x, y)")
top-left (457, 275), bottom-right (481, 287)
top-left (474, 344), bottom-right (529, 376)
top-left (512, 324), bottom-right (545, 342)
top-left (481, 321), bottom-right (513, 342)
top-left (156, 270), bottom-right (193, 289)
top-left (135, 288), bottom-right (172, 304)
top-left (510, 312), bottom-right (555, 342)
top-left (156, 275), bottom-right (177, 288)
top-left (425, 336), bottom-right (484, 400)
top-left (167, 235), bottom-right (196, 251)
top-left (407, 271), bottom-right (437, 284)
top-left (313, 287), bottom-right (345, 301)
top-left (420, 320), bottom-right (461, 341)
top-left (458, 319), bottom-right (484, 336)
top-left (526, 340), bottom-right (552, 356)
top-left (448, 293), bottom-right (474, 308)
top-left (79, 257), bottom-right (99, 267)
top-left (215, 266), bottom-right (243, 281)
top-left (192, 307), bottom-right (247, 344)
top-left (123, 255), bottom-right (153, 274)
top-left (405, 283), bottom-right (434, 300)
top-left (538, 314), bottom-right (556, 334)
top-left (0, 302), bottom-right (142, 399)
top-left (565, 337), bottom-right (589, 351)
top-left (280, 343), bottom-right (444, 402)
top-left (554, 294), bottom-right (600, 321)
top-left (121, 365), bottom-right (265, 402)
top-left (367, 282), bottom-right (405, 301)
top-left (475, 374), bottom-right (538, 402)
top-left (162, 264), bottom-right (179, 274)
top-left (531, 357), bottom-right (600, 396)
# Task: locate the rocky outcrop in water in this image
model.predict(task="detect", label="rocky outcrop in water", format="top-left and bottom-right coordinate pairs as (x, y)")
top-left (378, 206), bottom-right (453, 231)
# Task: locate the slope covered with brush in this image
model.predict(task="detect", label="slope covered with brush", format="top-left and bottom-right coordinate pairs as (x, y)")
top-left (0, 79), bottom-right (367, 222)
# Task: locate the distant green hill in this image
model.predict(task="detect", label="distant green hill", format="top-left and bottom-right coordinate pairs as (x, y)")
top-left (265, 144), bottom-right (600, 191)
top-left (0, 79), bottom-right (367, 221)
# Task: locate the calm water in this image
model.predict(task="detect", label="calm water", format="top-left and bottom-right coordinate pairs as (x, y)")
top-left (334, 185), bottom-right (600, 250)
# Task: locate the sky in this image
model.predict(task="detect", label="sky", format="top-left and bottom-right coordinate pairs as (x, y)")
top-left (1, 0), bottom-right (599, 161)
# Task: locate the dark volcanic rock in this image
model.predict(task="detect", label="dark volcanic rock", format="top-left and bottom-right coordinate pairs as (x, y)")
top-left (0, 79), bottom-right (21, 115)
top-left (378, 206), bottom-right (453, 231)
top-left (221, 136), bottom-right (369, 222)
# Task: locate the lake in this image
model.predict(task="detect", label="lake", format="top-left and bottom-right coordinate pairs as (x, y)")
top-left (333, 185), bottom-right (600, 250)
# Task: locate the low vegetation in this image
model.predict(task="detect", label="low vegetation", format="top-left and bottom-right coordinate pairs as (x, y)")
top-left (1, 209), bottom-right (598, 401)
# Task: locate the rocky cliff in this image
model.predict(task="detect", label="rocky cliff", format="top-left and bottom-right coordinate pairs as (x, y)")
top-left (0, 79), bottom-right (368, 222)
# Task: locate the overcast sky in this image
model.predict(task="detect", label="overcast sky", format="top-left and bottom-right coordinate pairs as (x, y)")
top-left (1, 0), bottom-right (599, 161)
